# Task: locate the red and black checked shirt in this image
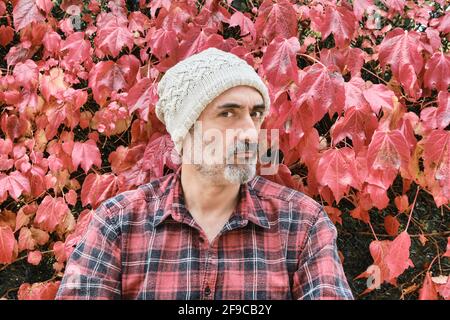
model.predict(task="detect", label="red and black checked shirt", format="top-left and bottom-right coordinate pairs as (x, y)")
top-left (55, 166), bottom-right (353, 300)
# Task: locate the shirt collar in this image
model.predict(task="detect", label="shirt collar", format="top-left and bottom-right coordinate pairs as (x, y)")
top-left (152, 166), bottom-right (270, 229)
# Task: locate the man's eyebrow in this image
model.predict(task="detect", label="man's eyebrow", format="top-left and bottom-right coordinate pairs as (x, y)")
top-left (216, 102), bottom-right (265, 110)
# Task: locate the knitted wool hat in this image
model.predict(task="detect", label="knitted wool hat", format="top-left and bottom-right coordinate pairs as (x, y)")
top-left (155, 47), bottom-right (271, 155)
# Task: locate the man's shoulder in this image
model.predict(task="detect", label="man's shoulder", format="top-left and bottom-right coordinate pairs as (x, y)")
top-left (251, 175), bottom-right (323, 219)
top-left (99, 171), bottom-right (176, 216)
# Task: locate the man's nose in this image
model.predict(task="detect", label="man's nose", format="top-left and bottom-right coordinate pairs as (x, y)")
top-left (237, 112), bottom-right (259, 141)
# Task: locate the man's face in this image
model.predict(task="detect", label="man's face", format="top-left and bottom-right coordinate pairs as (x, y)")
top-left (182, 85), bottom-right (265, 184)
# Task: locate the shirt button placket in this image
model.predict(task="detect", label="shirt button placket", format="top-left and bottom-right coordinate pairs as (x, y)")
top-left (203, 242), bottom-right (218, 300)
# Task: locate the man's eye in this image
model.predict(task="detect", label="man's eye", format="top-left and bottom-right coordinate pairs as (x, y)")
top-left (220, 111), bottom-right (234, 117)
top-left (252, 111), bottom-right (263, 118)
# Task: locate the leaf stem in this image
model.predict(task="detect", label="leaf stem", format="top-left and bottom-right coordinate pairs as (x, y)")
top-left (0, 250), bottom-right (54, 272)
top-left (368, 218), bottom-right (379, 241)
top-left (298, 53), bottom-right (327, 69)
top-left (405, 186), bottom-right (419, 232)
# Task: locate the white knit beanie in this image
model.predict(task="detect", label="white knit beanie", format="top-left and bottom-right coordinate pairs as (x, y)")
top-left (155, 47), bottom-right (271, 155)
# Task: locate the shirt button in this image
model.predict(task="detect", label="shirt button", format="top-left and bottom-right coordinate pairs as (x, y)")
top-left (204, 285), bottom-right (211, 296)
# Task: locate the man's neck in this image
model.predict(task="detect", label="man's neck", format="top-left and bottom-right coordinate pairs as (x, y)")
top-left (180, 164), bottom-right (240, 221)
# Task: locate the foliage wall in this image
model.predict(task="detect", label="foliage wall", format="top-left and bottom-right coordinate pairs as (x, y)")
top-left (0, 0), bottom-right (449, 299)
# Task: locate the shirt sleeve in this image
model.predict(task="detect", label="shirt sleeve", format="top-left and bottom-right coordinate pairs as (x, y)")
top-left (55, 203), bottom-right (122, 300)
top-left (292, 206), bottom-right (354, 300)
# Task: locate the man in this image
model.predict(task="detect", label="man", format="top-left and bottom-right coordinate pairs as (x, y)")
top-left (55, 47), bottom-right (354, 300)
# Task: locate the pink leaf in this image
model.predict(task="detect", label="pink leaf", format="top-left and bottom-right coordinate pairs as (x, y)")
top-left (35, 196), bottom-right (69, 232)
top-left (0, 226), bottom-right (16, 264)
top-left (12, 0), bottom-right (45, 31)
top-left (27, 250), bottom-right (42, 266)
top-left (72, 139), bottom-right (102, 173)
top-left (0, 171), bottom-right (31, 201)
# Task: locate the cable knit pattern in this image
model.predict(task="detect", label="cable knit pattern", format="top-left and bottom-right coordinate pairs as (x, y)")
top-left (155, 47), bottom-right (271, 155)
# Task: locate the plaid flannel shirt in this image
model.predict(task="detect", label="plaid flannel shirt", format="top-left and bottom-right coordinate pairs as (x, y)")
top-left (55, 166), bottom-right (353, 300)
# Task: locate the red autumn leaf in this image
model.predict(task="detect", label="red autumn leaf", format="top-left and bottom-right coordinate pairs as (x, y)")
top-left (419, 272), bottom-right (439, 300)
top-left (436, 91), bottom-right (450, 130)
top-left (436, 11), bottom-right (450, 33)
top-left (88, 55), bottom-right (140, 106)
top-left (18, 281), bottom-right (61, 300)
top-left (128, 11), bottom-right (151, 35)
top-left (64, 209), bottom-right (94, 249)
top-left (362, 84), bottom-right (396, 115)
top-left (194, 0), bottom-right (231, 30)
top-left (320, 47), bottom-right (366, 77)
top-left (14, 208), bottom-right (32, 232)
top-left (174, 27), bottom-right (217, 62)
top-left (12, 0), bottom-right (45, 31)
top-left (18, 227), bottom-right (36, 252)
top-left (94, 12), bottom-right (134, 58)
top-left (0, 226), bottom-right (16, 264)
top-left (384, 215), bottom-right (400, 236)
top-left (13, 59), bottom-right (39, 90)
top-left (64, 189), bottom-right (78, 206)
top-left (42, 30), bottom-right (62, 55)
top-left (0, 25), bottom-right (15, 47)
top-left (382, 0), bottom-right (406, 12)
top-left (2, 114), bottom-right (29, 140)
top-left (367, 129), bottom-right (411, 172)
top-left (421, 96), bottom-right (450, 134)
top-left (36, 0), bottom-right (53, 14)
top-left (229, 11), bottom-right (256, 40)
top-left (394, 194), bottom-right (409, 213)
top-left (349, 206), bottom-right (370, 224)
top-left (331, 105), bottom-right (378, 152)
top-left (0, 0), bottom-right (448, 301)
top-left (52, 241), bottom-right (67, 263)
top-left (27, 250), bottom-right (42, 266)
top-left (423, 129), bottom-right (450, 199)
top-left (0, 170), bottom-right (31, 201)
top-left (341, 76), bottom-right (368, 111)
top-left (141, 133), bottom-right (179, 179)
top-left (34, 195), bottom-right (69, 232)
top-left (357, 231), bottom-right (414, 288)
top-left (126, 77), bottom-right (159, 121)
top-left (60, 32), bottom-right (92, 65)
top-left (30, 227), bottom-right (49, 246)
top-left (265, 95), bottom-right (307, 149)
top-left (149, 0), bottom-right (172, 17)
top-left (108, 144), bottom-right (145, 175)
top-left (424, 52), bottom-right (450, 92)
top-left (254, 0), bottom-right (298, 43)
top-left (39, 67), bottom-right (68, 102)
top-left (81, 173), bottom-right (120, 209)
top-left (316, 147), bottom-right (362, 204)
top-left (323, 205), bottom-right (343, 225)
top-left (385, 231), bottom-right (414, 280)
top-left (0, 209), bottom-right (16, 231)
top-left (378, 28), bottom-right (424, 99)
top-left (436, 276), bottom-right (450, 300)
top-left (259, 163), bottom-right (303, 192)
top-left (352, 0), bottom-right (375, 20)
top-left (147, 27), bottom-right (179, 59)
top-left (292, 63), bottom-right (345, 122)
top-left (261, 36), bottom-right (300, 88)
top-left (310, 5), bottom-right (357, 48)
top-left (72, 139), bottom-right (102, 173)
